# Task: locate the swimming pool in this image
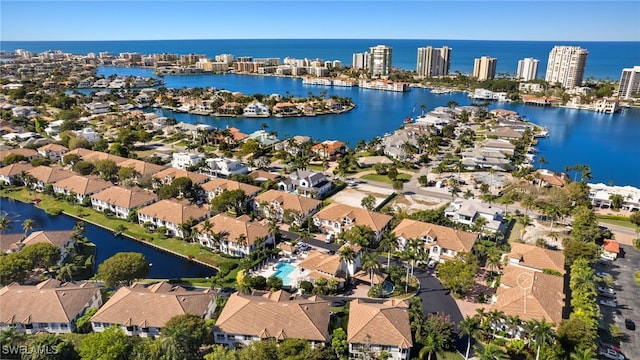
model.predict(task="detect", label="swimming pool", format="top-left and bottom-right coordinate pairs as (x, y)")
top-left (273, 262), bottom-right (297, 286)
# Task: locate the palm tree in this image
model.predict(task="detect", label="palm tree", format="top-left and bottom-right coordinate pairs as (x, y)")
top-left (485, 253), bottom-right (501, 275)
top-left (21, 218), bottom-right (34, 237)
top-left (419, 333), bottom-right (442, 360)
top-left (236, 234), bottom-right (248, 256)
top-left (529, 318), bottom-right (555, 360)
top-left (474, 342), bottom-right (505, 360)
top-left (459, 315), bottom-right (481, 360)
top-left (56, 262), bottom-right (78, 282)
top-left (361, 251), bottom-right (381, 285)
top-left (486, 309), bottom-right (505, 338)
top-left (199, 218), bottom-right (213, 246)
top-left (537, 156), bottom-right (547, 170)
top-left (0, 216), bottom-right (12, 234)
top-left (379, 231), bottom-right (399, 268)
top-left (570, 347), bottom-right (596, 360)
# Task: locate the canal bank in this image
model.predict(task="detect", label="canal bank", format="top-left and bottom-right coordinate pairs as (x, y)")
top-left (0, 194), bottom-right (217, 279)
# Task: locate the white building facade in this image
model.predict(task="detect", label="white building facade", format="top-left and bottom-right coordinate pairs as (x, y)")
top-left (618, 66), bottom-right (640, 100)
top-left (516, 57), bottom-right (539, 81)
top-left (544, 46), bottom-right (588, 89)
top-left (416, 46), bottom-right (451, 77)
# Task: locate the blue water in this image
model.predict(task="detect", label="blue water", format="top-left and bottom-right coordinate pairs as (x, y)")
top-left (273, 262), bottom-right (296, 286)
top-left (0, 197), bottom-right (216, 279)
top-left (3, 39), bottom-right (639, 80)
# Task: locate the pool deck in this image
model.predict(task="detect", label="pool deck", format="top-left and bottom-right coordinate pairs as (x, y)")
top-left (252, 254), bottom-right (307, 287)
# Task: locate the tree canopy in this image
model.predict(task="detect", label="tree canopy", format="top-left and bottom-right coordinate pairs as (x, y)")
top-left (97, 252), bottom-right (150, 287)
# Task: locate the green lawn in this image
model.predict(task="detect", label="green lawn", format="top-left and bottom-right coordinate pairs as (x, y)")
top-left (597, 217), bottom-right (637, 230)
top-left (360, 173), bottom-right (411, 185)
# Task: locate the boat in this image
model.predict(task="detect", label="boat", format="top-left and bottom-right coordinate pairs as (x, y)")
top-left (404, 116), bottom-right (413, 124)
top-left (534, 127), bottom-right (549, 138)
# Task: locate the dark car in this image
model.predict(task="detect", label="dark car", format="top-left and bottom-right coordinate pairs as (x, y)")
top-left (625, 319), bottom-right (636, 330)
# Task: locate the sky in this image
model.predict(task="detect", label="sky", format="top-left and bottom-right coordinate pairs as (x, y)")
top-left (1, 1), bottom-right (639, 42)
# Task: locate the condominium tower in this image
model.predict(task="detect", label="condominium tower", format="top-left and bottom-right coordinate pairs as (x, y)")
top-left (545, 46), bottom-right (588, 89)
top-left (618, 66), bottom-right (640, 100)
top-left (368, 45), bottom-right (392, 77)
top-left (416, 46), bottom-right (451, 77)
top-left (473, 56), bottom-right (497, 80)
top-left (352, 52), bottom-right (369, 70)
top-left (516, 58), bottom-right (539, 81)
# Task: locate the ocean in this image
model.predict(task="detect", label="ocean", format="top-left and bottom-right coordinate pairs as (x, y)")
top-left (1, 39), bottom-right (639, 186)
top-left (2, 39), bottom-right (639, 80)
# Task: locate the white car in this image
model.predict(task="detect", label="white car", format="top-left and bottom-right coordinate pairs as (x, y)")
top-left (599, 299), bottom-right (617, 308)
top-left (427, 260), bottom-right (436, 269)
top-left (598, 348), bottom-right (625, 360)
top-left (597, 287), bottom-right (615, 295)
top-left (595, 271), bottom-right (611, 278)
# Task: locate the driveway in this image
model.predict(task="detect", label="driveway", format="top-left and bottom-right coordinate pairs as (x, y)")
top-left (599, 244), bottom-right (640, 359)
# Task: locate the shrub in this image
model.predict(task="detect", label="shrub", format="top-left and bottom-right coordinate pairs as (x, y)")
top-left (368, 283), bottom-right (384, 298)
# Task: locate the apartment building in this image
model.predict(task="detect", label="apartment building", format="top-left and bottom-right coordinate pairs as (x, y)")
top-left (516, 57), bottom-right (539, 81)
top-left (545, 46), bottom-right (588, 89)
top-left (416, 46), bottom-right (451, 77)
top-left (473, 56), bottom-right (497, 80)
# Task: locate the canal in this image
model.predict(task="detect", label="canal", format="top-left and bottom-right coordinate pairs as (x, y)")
top-left (0, 197), bottom-right (217, 279)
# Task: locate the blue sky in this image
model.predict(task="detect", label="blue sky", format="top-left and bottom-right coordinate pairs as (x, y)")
top-left (1, 1), bottom-right (639, 42)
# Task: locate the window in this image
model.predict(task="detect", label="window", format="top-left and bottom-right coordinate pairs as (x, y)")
top-left (244, 335), bottom-right (252, 340)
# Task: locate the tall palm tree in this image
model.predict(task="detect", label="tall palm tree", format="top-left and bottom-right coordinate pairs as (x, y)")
top-left (0, 216), bottom-right (12, 234)
top-left (521, 194), bottom-right (536, 216)
top-left (379, 231), bottom-right (399, 268)
top-left (459, 315), bottom-right (481, 360)
top-left (419, 333), bottom-right (442, 360)
top-left (339, 246), bottom-right (356, 279)
top-left (56, 262), bottom-right (78, 282)
top-left (529, 318), bottom-right (555, 360)
top-left (361, 252), bottom-right (381, 285)
top-left (474, 342), bottom-right (505, 360)
top-left (486, 309), bottom-right (505, 338)
top-left (199, 218), bottom-right (213, 246)
top-left (21, 218), bottom-right (35, 237)
top-left (485, 253), bottom-right (501, 275)
top-left (236, 234), bottom-right (248, 256)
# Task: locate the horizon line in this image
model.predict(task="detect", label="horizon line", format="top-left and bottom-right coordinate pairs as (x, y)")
top-left (2, 38), bottom-right (639, 43)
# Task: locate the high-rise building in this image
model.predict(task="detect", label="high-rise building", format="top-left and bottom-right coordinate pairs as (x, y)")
top-left (352, 52), bottom-right (369, 70)
top-left (516, 58), bottom-right (539, 81)
top-left (473, 56), bottom-right (497, 80)
top-left (416, 46), bottom-right (451, 77)
top-left (368, 45), bottom-right (392, 77)
top-left (618, 66), bottom-right (640, 100)
top-left (545, 46), bottom-right (588, 89)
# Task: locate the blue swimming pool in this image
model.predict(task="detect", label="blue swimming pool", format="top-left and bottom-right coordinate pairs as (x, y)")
top-left (273, 262), bottom-right (297, 286)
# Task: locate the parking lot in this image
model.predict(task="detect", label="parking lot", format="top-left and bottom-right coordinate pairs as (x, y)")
top-left (597, 244), bottom-right (639, 359)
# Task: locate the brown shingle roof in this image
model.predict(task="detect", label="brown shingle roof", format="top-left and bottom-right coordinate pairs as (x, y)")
top-left (152, 167), bottom-right (210, 185)
top-left (0, 162), bottom-right (33, 177)
top-left (507, 242), bottom-right (565, 274)
top-left (298, 250), bottom-right (343, 277)
top-left (201, 178), bottom-right (260, 197)
top-left (0, 148), bottom-right (38, 162)
top-left (314, 203), bottom-right (392, 233)
top-left (91, 282), bottom-right (214, 329)
top-left (137, 199), bottom-right (210, 225)
top-left (53, 175), bottom-right (112, 195)
top-left (194, 214), bottom-right (269, 246)
top-left (117, 159), bottom-right (166, 176)
top-left (347, 299), bottom-right (413, 348)
top-left (0, 280), bottom-right (100, 324)
top-left (22, 230), bottom-right (74, 248)
top-left (255, 190), bottom-right (321, 215)
top-left (91, 186), bottom-right (158, 210)
top-left (27, 165), bottom-right (75, 184)
top-left (493, 266), bottom-right (564, 325)
top-left (392, 219), bottom-right (477, 254)
top-left (38, 144), bottom-right (68, 152)
top-left (215, 291), bottom-right (330, 342)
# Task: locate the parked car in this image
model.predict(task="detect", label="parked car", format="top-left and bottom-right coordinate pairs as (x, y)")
top-left (325, 234), bottom-right (333, 244)
top-left (601, 253), bottom-right (616, 261)
top-left (599, 299), bottom-right (617, 308)
top-left (598, 348), bottom-right (625, 360)
top-left (625, 319), bottom-right (636, 330)
top-left (598, 287), bottom-right (615, 295)
top-left (427, 260), bottom-right (436, 269)
top-left (596, 271), bottom-right (611, 278)
top-left (599, 342), bottom-right (621, 353)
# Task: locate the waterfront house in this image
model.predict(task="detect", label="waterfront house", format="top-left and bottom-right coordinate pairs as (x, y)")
top-left (311, 140), bottom-right (346, 160)
top-left (152, 167), bottom-right (210, 187)
top-left (533, 169), bottom-right (568, 188)
top-left (444, 198), bottom-right (506, 234)
top-left (91, 186), bottom-right (159, 219)
top-left (171, 152), bottom-right (205, 170)
top-left (52, 175), bottom-right (112, 203)
top-left (245, 130), bottom-right (279, 147)
top-left (19, 230), bottom-right (75, 262)
top-left (0, 279), bottom-right (102, 334)
top-left (203, 157), bottom-right (249, 178)
top-left (254, 190), bottom-right (322, 225)
top-left (392, 219), bottom-right (477, 263)
top-left (588, 183), bottom-right (640, 211)
top-left (242, 102), bottom-right (270, 117)
top-left (486, 127), bottom-right (523, 140)
top-left (277, 169), bottom-right (333, 199)
top-left (201, 178), bottom-right (261, 203)
top-left (26, 165), bottom-right (75, 192)
top-left (37, 143), bottom-right (69, 162)
top-left (272, 102), bottom-right (300, 117)
top-left (480, 139), bottom-right (516, 156)
top-left (91, 282), bottom-right (215, 338)
top-left (460, 148), bottom-right (510, 171)
top-left (0, 148), bottom-right (40, 167)
top-left (213, 290), bottom-right (330, 349)
top-left (194, 214), bottom-right (273, 257)
top-left (312, 203), bottom-right (392, 240)
top-left (0, 162), bottom-right (33, 185)
top-left (137, 199), bottom-right (210, 238)
top-left (347, 299), bottom-right (413, 360)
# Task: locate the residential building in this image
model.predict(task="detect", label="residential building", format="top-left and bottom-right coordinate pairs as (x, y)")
top-left (26, 165), bottom-right (75, 191)
top-left (117, 158), bottom-right (166, 177)
top-left (0, 148), bottom-right (40, 166)
top-left (460, 148), bottom-right (510, 171)
top-left (618, 66), bottom-right (640, 100)
top-left (368, 45), bottom-right (392, 77)
top-left (195, 214), bottom-right (273, 257)
top-left (516, 58), bottom-right (539, 81)
top-left (243, 102), bottom-right (270, 117)
top-left (473, 56), bottom-right (497, 80)
top-left (18, 230), bottom-right (75, 261)
top-left (254, 190), bottom-right (322, 225)
top-left (91, 282), bottom-right (215, 338)
top-left (416, 46), bottom-right (451, 77)
top-left (505, 242), bottom-right (566, 274)
top-left (37, 143), bottom-right (69, 162)
top-left (312, 203), bottom-right (392, 240)
top-left (587, 183), bottom-right (640, 211)
top-left (311, 140), bottom-right (347, 160)
top-left (298, 243), bottom-right (362, 286)
top-left (392, 219), bottom-right (477, 262)
top-left (602, 239), bottom-right (620, 260)
top-left (214, 291), bottom-right (330, 349)
top-left (152, 167), bottom-right (210, 187)
top-left (533, 169), bottom-right (568, 188)
top-left (277, 170), bottom-right (333, 199)
top-left (171, 152), bottom-right (204, 170)
top-left (91, 186), bottom-right (159, 219)
top-left (545, 46), bottom-right (588, 89)
top-left (444, 198), bottom-right (506, 233)
top-left (352, 52), bottom-right (369, 70)
top-left (203, 157), bottom-right (249, 178)
top-left (0, 279), bottom-right (102, 334)
top-left (52, 175), bottom-right (112, 203)
top-left (0, 162), bottom-right (33, 185)
top-left (137, 199), bottom-right (211, 238)
top-left (201, 178), bottom-right (261, 203)
top-left (73, 128), bottom-right (100, 143)
top-left (347, 299), bottom-right (412, 360)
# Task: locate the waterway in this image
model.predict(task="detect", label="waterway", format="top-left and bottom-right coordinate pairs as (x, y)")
top-left (0, 197), bottom-right (217, 279)
top-left (96, 66), bottom-right (640, 187)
